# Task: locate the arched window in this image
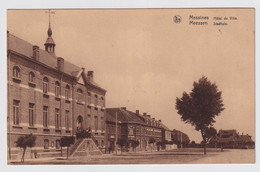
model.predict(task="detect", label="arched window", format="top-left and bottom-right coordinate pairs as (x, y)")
top-left (28, 72), bottom-right (35, 83)
top-left (12, 66), bottom-right (20, 78)
top-left (77, 88), bottom-right (83, 103)
top-left (77, 115), bottom-right (83, 130)
top-left (43, 77), bottom-right (49, 94)
top-left (55, 81), bottom-right (60, 97)
top-left (65, 85), bottom-right (70, 100)
top-left (44, 139), bottom-right (49, 149)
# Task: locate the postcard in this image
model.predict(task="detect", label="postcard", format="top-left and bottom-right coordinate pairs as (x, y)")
top-left (6, 8), bottom-right (254, 165)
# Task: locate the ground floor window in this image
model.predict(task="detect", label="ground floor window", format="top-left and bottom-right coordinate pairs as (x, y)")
top-left (44, 139), bottom-right (49, 149)
top-left (56, 140), bottom-right (61, 149)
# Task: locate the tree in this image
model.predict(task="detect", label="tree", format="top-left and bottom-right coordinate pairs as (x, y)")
top-left (76, 129), bottom-right (91, 139)
top-left (15, 134), bottom-right (36, 162)
top-left (176, 76), bottom-right (224, 154)
top-left (116, 139), bottom-right (126, 154)
top-left (149, 137), bottom-right (156, 152)
top-left (129, 140), bottom-right (140, 152)
top-left (60, 136), bottom-right (75, 159)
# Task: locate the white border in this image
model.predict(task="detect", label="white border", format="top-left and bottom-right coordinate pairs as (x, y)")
top-left (0, 0), bottom-right (259, 172)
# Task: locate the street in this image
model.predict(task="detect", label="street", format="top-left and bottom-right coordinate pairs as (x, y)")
top-left (9, 148), bottom-right (255, 165)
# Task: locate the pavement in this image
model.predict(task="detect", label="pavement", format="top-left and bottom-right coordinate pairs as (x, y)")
top-left (8, 148), bottom-right (255, 164)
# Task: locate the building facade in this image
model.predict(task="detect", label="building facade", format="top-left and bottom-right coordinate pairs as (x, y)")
top-left (7, 25), bottom-right (106, 160)
top-left (209, 129), bottom-right (255, 149)
top-left (105, 108), bottom-right (164, 152)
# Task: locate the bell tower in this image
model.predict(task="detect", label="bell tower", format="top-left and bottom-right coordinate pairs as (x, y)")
top-left (44, 10), bottom-right (56, 55)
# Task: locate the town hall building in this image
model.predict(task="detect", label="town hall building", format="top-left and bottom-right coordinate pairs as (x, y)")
top-left (7, 22), bottom-right (106, 160)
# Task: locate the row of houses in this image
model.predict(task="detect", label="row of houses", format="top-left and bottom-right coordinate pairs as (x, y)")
top-left (105, 108), bottom-right (172, 152)
top-left (209, 130), bottom-right (254, 149)
top-left (7, 21), bottom-right (175, 160)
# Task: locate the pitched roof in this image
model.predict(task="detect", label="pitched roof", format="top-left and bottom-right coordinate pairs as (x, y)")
top-left (105, 108), bottom-right (146, 125)
top-left (160, 123), bottom-right (171, 131)
top-left (7, 32), bottom-right (105, 91)
top-left (240, 135), bottom-right (254, 143)
top-left (8, 33), bottom-right (80, 75)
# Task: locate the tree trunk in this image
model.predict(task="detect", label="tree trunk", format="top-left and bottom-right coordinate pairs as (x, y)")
top-left (21, 147), bottom-right (26, 162)
top-left (203, 138), bottom-right (207, 155)
top-left (67, 146), bottom-right (69, 160)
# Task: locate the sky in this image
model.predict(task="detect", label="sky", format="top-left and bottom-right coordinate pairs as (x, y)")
top-left (7, 9), bottom-right (254, 142)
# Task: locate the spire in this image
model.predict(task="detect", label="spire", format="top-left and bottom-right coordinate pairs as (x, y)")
top-left (44, 10), bottom-right (56, 55)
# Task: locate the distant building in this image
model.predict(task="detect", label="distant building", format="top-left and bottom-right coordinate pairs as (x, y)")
top-left (209, 129), bottom-right (254, 149)
top-left (105, 108), bottom-right (164, 151)
top-left (171, 129), bottom-right (190, 148)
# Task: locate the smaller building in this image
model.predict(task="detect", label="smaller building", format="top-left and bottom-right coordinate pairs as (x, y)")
top-left (105, 107), bottom-right (166, 152)
top-left (209, 129), bottom-right (255, 149)
top-left (171, 129), bottom-right (190, 148)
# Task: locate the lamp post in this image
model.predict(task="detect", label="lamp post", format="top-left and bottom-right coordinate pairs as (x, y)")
top-left (115, 111), bottom-right (118, 155)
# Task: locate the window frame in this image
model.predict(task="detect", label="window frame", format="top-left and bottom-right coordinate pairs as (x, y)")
top-left (55, 108), bottom-right (60, 129)
top-left (65, 110), bottom-right (70, 130)
top-left (44, 139), bottom-right (49, 150)
top-left (55, 81), bottom-right (61, 98)
top-left (43, 77), bottom-right (49, 94)
top-left (12, 66), bottom-right (20, 79)
top-left (29, 103), bottom-right (35, 127)
top-left (28, 71), bottom-right (35, 83)
top-left (43, 106), bottom-right (48, 128)
top-left (13, 100), bottom-right (20, 125)
top-left (77, 88), bottom-right (84, 104)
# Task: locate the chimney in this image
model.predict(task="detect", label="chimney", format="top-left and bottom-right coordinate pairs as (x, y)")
top-left (121, 107), bottom-right (126, 110)
top-left (87, 71), bottom-right (94, 80)
top-left (143, 113), bottom-right (147, 117)
top-left (136, 110), bottom-right (139, 115)
top-left (57, 57), bottom-right (64, 72)
top-left (32, 45), bottom-right (39, 61)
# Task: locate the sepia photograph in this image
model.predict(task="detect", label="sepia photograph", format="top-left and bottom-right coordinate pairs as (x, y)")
top-left (6, 8), bottom-right (254, 165)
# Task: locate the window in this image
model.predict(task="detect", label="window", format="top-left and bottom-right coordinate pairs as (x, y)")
top-left (55, 108), bottom-right (60, 129)
top-left (95, 94), bottom-right (98, 105)
top-left (94, 116), bottom-right (98, 130)
top-left (43, 77), bottom-right (49, 94)
top-left (29, 103), bottom-right (35, 127)
top-left (56, 140), bottom-right (61, 149)
top-left (101, 117), bottom-right (105, 130)
top-left (65, 110), bottom-right (70, 130)
top-left (87, 92), bottom-right (91, 104)
top-left (65, 85), bottom-right (70, 100)
top-left (29, 72), bottom-right (35, 83)
top-left (55, 81), bottom-right (60, 98)
top-left (13, 66), bottom-right (20, 78)
top-left (77, 88), bottom-right (83, 103)
top-left (13, 100), bottom-right (20, 125)
top-left (44, 139), bottom-right (49, 149)
top-left (101, 97), bottom-right (104, 107)
top-left (43, 106), bottom-right (48, 128)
